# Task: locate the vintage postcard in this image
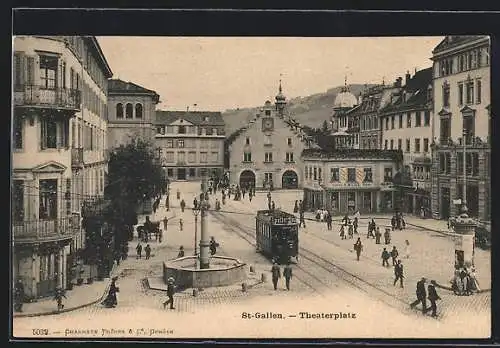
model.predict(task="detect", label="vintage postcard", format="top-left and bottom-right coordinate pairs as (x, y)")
top-left (11, 34), bottom-right (491, 340)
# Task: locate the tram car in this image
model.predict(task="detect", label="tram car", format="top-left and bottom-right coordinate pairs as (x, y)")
top-left (255, 209), bottom-right (299, 264)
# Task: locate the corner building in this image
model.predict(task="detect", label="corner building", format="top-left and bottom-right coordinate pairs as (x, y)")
top-left (227, 82), bottom-right (310, 190)
top-left (12, 36), bottom-right (112, 299)
top-left (430, 36), bottom-right (491, 220)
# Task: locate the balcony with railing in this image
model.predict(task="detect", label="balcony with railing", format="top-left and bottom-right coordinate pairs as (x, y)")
top-left (71, 148), bottom-right (84, 168)
top-left (13, 216), bottom-right (79, 243)
top-left (13, 84), bottom-right (81, 111)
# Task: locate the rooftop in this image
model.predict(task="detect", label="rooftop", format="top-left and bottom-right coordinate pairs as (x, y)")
top-left (301, 148), bottom-right (403, 162)
top-left (108, 79), bottom-right (160, 102)
top-left (155, 110), bottom-right (225, 126)
top-left (433, 35), bottom-right (489, 55)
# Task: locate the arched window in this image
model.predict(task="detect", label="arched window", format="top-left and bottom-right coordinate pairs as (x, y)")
top-left (125, 103), bottom-right (133, 118)
top-left (116, 103), bottom-right (123, 118)
top-left (135, 103), bottom-right (143, 119)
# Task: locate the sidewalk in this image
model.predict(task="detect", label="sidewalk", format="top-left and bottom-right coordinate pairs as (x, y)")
top-left (13, 193), bottom-right (176, 318)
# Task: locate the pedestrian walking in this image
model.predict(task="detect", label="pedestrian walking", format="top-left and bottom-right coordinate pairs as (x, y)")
top-left (426, 280), bottom-right (441, 317)
top-left (136, 243), bottom-right (142, 259)
top-left (14, 278), bottom-right (24, 312)
top-left (271, 262), bottom-right (281, 291)
top-left (404, 239), bottom-right (410, 259)
top-left (384, 228), bottom-right (391, 245)
top-left (348, 223), bottom-right (354, 239)
top-left (354, 238), bottom-right (363, 261)
top-left (53, 287), bottom-right (66, 311)
top-left (293, 200), bottom-right (299, 213)
top-left (193, 197), bottom-right (198, 210)
top-left (180, 199), bottom-right (186, 213)
top-left (179, 218), bottom-right (183, 231)
top-left (339, 225), bottom-right (346, 240)
top-left (391, 215), bottom-right (397, 231)
top-left (326, 212), bottom-right (332, 231)
top-left (163, 277), bottom-right (176, 309)
top-left (158, 229), bottom-right (163, 243)
top-left (381, 248), bottom-right (390, 267)
top-left (271, 201), bottom-right (276, 210)
top-left (342, 214), bottom-right (350, 226)
top-left (145, 244), bottom-right (151, 260)
top-left (410, 277), bottom-right (428, 314)
top-left (163, 217), bottom-right (168, 231)
top-left (367, 219), bottom-right (374, 238)
top-left (353, 217), bottom-right (359, 234)
top-left (393, 260), bottom-right (404, 288)
top-left (283, 263), bottom-right (293, 290)
top-left (177, 246), bottom-right (185, 258)
top-left (375, 226), bottom-right (381, 244)
top-left (299, 211), bottom-right (306, 228)
top-left (390, 246), bottom-right (399, 266)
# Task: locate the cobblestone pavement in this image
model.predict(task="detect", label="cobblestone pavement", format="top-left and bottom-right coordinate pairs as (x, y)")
top-left (12, 182), bottom-right (491, 339)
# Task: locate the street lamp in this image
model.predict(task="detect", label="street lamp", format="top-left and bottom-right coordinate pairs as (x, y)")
top-left (192, 206), bottom-right (200, 269)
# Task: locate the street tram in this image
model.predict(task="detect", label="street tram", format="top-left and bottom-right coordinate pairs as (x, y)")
top-left (255, 209), bottom-right (299, 264)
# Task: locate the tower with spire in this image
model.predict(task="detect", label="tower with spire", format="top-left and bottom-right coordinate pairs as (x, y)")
top-left (275, 78), bottom-right (287, 118)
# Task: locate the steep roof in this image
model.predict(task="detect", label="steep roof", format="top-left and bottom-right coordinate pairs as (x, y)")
top-left (108, 79), bottom-right (160, 102)
top-left (433, 36), bottom-right (488, 55)
top-left (155, 110), bottom-right (225, 126)
top-left (380, 67), bottom-right (432, 114)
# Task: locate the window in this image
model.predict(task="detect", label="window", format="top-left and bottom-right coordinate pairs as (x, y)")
top-left (486, 47), bottom-right (490, 66)
top-left (423, 138), bottom-right (429, 153)
top-left (13, 180), bottom-right (24, 221)
top-left (200, 152), bottom-right (208, 163)
top-left (166, 126), bottom-right (174, 134)
top-left (188, 126), bottom-right (196, 134)
top-left (65, 178), bottom-right (71, 215)
top-left (243, 152), bottom-right (252, 162)
top-left (445, 153), bottom-right (451, 174)
top-left (383, 168), bottom-right (393, 182)
top-left (330, 168), bottom-right (339, 182)
top-left (466, 80), bottom-right (474, 105)
top-left (406, 139), bottom-right (411, 153)
top-left (285, 152), bottom-right (294, 162)
top-left (264, 135), bottom-right (272, 146)
top-left (13, 116), bottom-right (23, 149)
top-left (472, 153), bottom-right (479, 176)
top-left (211, 152), bottom-right (219, 163)
top-left (264, 173), bottom-right (273, 183)
top-left (406, 112), bottom-right (412, 128)
top-left (265, 110), bottom-right (271, 116)
top-left (39, 55), bottom-right (58, 89)
top-left (384, 139), bottom-right (388, 150)
top-left (347, 168), bottom-right (356, 182)
top-left (440, 117), bottom-right (451, 144)
top-left (385, 117), bottom-right (389, 130)
top-left (389, 139), bottom-right (394, 150)
top-left (178, 126), bottom-right (186, 134)
top-left (125, 103), bottom-right (133, 118)
top-left (439, 153), bottom-right (446, 173)
top-left (167, 168), bottom-right (173, 177)
top-left (188, 152), bottom-right (196, 163)
top-left (41, 118), bottom-right (58, 149)
top-left (415, 138), bottom-right (421, 153)
top-left (363, 168), bottom-right (373, 182)
top-left (264, 152), bottom-right (273, 162)
top-left (245, 137), bottom-right (250, 145)
top-left (166, 139), bottom-right (173, 148)
top-left (476, 79), bottom-right (482, 104)
top-left (398, 139), bottom-right (402, 150)
top-left (313, 167), bottom-right (317, 180)
top-left (287, 137), bottom-right (292, 146)
top-left (391, 115), bottom-right (395, 129)
top-left (443, 83), bottom-right (450, 108)
top-left (463, 115), bottom-right (475, 145)
top-left (424, 111), bottom-right (430, 126)
top-left (399, 114), bottom-right (403, 128)
top-left (39, 179), bottom-right (57, 220)
top-left (135, 104), bottom-right (143, 118)
top-left (165, 151), bottom-right (174, 162)
top-left (177, 139), bottom-right (184, 148)
top-left (415, 111), bottom-right (422, 127)
top-left (458, 83), bottom-right (464, 105)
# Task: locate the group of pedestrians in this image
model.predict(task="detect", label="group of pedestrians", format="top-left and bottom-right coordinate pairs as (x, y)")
top-left (410, 277), bottom-right (441, 318)
top-left (271, 262), bottom-right (293, 291)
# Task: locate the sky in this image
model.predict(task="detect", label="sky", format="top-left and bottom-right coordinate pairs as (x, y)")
top-left (97, 36), bottom-right (443, 112)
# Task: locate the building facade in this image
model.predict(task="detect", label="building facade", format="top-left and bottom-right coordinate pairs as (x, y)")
top-left (330, 83), bottom-right (360, 149)
top-left (302, 149), bottom-right (402, 215)
top-left (12, 36), bottom-right (112, 299)
top-left (430, 35), bottom-right (491, 221)
top-left (379, 68), bottom-right (434, 217)
top-left (155, 111), bottom-right (225, 181)
top-left (227, 82), bottom-right (310, 190)
top-left (107, 79), bottom-right (160, 148)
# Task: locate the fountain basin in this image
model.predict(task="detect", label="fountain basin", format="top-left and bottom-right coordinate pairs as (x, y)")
top-left (163, 256), bottom-right (247, 289)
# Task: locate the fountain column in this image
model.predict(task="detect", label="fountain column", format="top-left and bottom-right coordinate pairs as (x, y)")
top-left (199, 176), bottom-right (210, 269)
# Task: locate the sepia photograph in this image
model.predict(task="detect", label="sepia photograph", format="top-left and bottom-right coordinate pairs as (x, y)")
top-left (11, 34), bottom-right (491, 339)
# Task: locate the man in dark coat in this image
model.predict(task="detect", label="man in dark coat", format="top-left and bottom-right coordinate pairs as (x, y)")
top-left (299, 210), bottom-right (306, 228)
top-left (393, 260), bottom-right (404, 288)
top-left (283, 263), bottom-right (293, 291)
top-left (390, 246), bottom-right (399, 266)
top-left (410, 277), bottom-right (427, 314)
top-left (326, 212), bottom-right (333, 231)
top-left (145, 244), bottom-right (151, 260)
top-left (14, 279), bottom-right (25, 312)
top-left (136, 243), bottom-right (142, 259)
top-left (426, 280), bottom-right (441, 317)
top-left (163, 277), bottom-right (176, 309)
top-left (271, 262), bottom-right (281, 291)
top-left (381, 248), bottom-right (390, 267)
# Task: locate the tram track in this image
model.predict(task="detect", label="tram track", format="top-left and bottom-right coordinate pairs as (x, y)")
top-left (210, 210), bottom-right (410, 311)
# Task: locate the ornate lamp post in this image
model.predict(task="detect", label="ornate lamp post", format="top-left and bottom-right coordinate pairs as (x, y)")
top-left (192, 205), bottom-right (200, 269)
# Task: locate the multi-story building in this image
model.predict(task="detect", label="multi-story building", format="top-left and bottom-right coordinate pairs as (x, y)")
top-left (379, 68), bottom-right (433, 217)
top-left (227, 82), bottom-right (310, 189)
top-left (155, 111), bottom-right (225, 181)
top-left (430, 35), bottom-right (491, 220)
top-left (302, 148), bottom-right (402, 214)
top-left (107, 79), bottom-right (160, 148)
top-left (330, 83), bottom-right (360, 149)
top-left (354, 83), bottom-right (401, 150)
top-left (12, 36), bottom-right (112, 299)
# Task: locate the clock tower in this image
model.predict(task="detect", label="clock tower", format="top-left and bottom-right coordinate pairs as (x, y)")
top-left (275, 79), bottom-right (287, 118)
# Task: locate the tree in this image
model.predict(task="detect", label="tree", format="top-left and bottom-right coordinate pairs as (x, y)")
top-left (104, 137), bottom-right (166, 254)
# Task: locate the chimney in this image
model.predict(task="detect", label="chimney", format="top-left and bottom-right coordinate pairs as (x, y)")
top-left (405, 71), bottom-right (411, 86)
top-left (394, 77), bottom-right (402, 88)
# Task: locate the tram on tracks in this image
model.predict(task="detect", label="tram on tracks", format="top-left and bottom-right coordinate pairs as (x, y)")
top-left (255, 209), bottom-right (299, 264)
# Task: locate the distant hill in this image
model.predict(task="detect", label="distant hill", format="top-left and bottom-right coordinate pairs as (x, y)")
top-left (222, 84), bottom-right (374, 134)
